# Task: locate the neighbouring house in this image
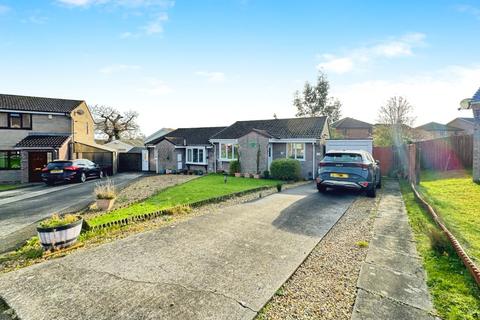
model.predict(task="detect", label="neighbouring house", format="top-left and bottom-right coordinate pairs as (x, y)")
top-left (447, 117), bottom-right (476, 135)
top-left (460, 87), bottom-right (480, 182)
top-left (0, 94), bottom-right (116, 183)
top-left (149, 126), bottom-right (227, 174)
top-left (414, 122), bottom-right (464, 140)
top-left (331, 117), bottom-right (373, 139)
top-left (210, 116), bottom-right (330, 179)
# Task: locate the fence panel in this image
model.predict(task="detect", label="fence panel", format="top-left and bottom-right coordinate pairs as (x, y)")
top-left (373, 146), bottom-right (394, 175)
top-left (417, 135), bottom-right (473, 171)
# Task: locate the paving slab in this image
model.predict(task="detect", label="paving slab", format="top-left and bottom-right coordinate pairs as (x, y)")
top-left (352, 180), bottom-right (435, 319)
top-left (352, 289), bottom-right (437, 320)
top-left (0, 184), bottom-right (356, 320)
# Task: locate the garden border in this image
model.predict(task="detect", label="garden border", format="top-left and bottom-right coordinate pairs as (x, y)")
top-left (410, 183), bottom-right (480, 286)
top-left (84, 185), bottom-right (274, 231)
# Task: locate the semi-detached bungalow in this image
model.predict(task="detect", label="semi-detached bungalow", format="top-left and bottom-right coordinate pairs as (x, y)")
top-left (0, 94), bottom-right (116, 183)
top-left (150, 116), bottom-right (330, 180)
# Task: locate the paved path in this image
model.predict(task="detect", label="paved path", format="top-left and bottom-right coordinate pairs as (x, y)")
top-left (352, 180), bottom-right (436, 320)
top-left (0, 173), bottom-right (143, 253)
top-left (0, 184), bottom-right (356, 320)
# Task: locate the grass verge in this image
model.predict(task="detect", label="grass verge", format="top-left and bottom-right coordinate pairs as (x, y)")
top-left (399, 180), bottom-right (480, 319)
top-left (87, 174), bottom-right (281, 227)
top-left (418, 170), bottom-right (480, 263)
top-left (0, 184), bottom-right (22, 192)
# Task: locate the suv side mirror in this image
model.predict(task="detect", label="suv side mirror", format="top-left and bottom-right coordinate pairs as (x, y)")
top-left (375, 160), bottom-right (380, 165)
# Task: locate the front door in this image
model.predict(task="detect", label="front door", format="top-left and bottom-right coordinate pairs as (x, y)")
top-left (141, 149), bottom-right (149, 171)
top-left (28, 152), bottom-right (50, 182)
top-left (268, 144), bottom-right (273, 170)
top-left (177, 153), bottom-right (183, 170)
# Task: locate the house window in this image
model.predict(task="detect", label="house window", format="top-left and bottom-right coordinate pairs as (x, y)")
top-left (0, 112), bottom-right (32, 129)
top-left (186, 147), bottom-right (206, 164)
top-left (287, 143), bottom-right (305, 161)
top-left (219, 143), bottom-right (238, 161)
top-left (0, 151), bottom-right (21, 170)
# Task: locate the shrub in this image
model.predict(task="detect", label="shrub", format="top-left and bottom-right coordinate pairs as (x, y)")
top-left (276, 183), bottom-right (282, 192)
top-left (229, 160), bottom-right (241, 175)
top-left (94, 179), bottom-right (116, 200)
top-left (39, 214), bottom-right (79, 228)
top-left (270, 159), bottom-right (302, 181)
top-left (263, 170), bottom-right (270, 179)
top-left (164, 205), bottom-right (192, 216)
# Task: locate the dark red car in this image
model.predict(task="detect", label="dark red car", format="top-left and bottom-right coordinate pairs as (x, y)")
top-left (41, 159), bottom-right (103, 185)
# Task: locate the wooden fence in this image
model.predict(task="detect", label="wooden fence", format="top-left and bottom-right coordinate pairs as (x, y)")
top-left (416, 134), bottom-right (473, 171)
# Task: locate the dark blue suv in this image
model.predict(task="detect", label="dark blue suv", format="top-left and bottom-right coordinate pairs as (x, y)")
top-left (316, 150), bottom-right (381, 197)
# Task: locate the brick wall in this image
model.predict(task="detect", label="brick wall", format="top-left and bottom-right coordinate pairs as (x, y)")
top-left (237, 132), bottom-right (269, 174)
top-left (155, 140), bottom-right (178, 172)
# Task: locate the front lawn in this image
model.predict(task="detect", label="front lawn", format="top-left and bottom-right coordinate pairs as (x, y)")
top-left (0, 184), bottom-right (22, 192)
top-left (419, 170), bottom-right (480, 263)
top-left (87, 174), bottom-right (281, 227)
top-left (399, 180), bottom-right (480, 319)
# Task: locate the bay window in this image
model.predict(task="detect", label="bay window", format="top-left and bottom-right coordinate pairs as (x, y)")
top-left (287, 143), bottom-right (305, 161)
top-left (186, 147), bottom-right (206, 164)
top-left (0, 151), bottom-right (21, 170)
top-left (219, 143), bottom-right (238, 161)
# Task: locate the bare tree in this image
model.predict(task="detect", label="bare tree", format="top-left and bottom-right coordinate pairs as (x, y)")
top-left (293, 71), bottom-right (342, 123)
top-left (375, 96), bottom-right (416, 146)
top-left (91, 105), bottom-right (141, 142)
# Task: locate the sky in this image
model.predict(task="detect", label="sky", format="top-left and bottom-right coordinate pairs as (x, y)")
top-left (0, 0), bottom-right (479, 136)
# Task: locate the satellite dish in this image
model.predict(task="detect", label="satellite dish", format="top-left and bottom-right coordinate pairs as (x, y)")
top-left (459, 98), bottom-right (472, 110)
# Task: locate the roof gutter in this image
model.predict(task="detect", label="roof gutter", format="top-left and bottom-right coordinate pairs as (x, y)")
top-left (0, 109), bottom-right (68, 116)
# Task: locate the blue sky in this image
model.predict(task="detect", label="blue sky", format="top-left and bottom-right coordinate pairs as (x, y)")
top-left (0, 0), bottom-right (479, 135)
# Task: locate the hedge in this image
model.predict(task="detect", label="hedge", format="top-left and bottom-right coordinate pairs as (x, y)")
top-left (270, 158), bottom-right (302, 181)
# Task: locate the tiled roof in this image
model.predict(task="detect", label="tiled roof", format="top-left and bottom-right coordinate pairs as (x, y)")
top-left (332, 117), bottom-right (372, 129)
top-left (15, 135), bottom-right (70, 148)
top-left (211, 117), bottom-right (327, 140)
top-left (150, 126), bottom-right (227, 146)
top-left (415, 122), bottom-right (462, 132)
top-left (0, 94), bottom-right (83, 113)
top-left (460, 117), bottom-right (475, 124)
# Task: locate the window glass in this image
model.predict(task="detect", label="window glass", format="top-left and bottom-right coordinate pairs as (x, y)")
top-left (9, 113), bottom-right (21, 128)
top-left (295, 143), bottom-right (305, 160)
top-left (287, 143), bottom-right (294, 159)
top-left (323, 153), bottom-right (363, 162)
top-left (9, 151), bottom-right (20, 169)
top-left (187, 149), bottom-right (192, 162)
top-left (22, 114), bottom-right (31, 128)
top-left (220, 145), bottom-right (227, 158)
top-left (220, 143), bottom-right (238, 160)
top-left (199, 149), bottom-right (204, 163)
top-left (193, 149), bottom-right (198, 163)
top-left (0, 113), bottom-right (7, 127)
top-left (0, 151), bottom-right (7, 169)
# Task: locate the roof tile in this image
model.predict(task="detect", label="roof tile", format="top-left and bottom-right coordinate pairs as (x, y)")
top-left (0, 94), bottom-right (83, 113)
top-left (15, 135), bottom-right (70, 148)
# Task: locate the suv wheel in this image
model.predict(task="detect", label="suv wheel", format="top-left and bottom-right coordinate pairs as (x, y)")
top-left (366, 184), bottom-right (376, 198)
top-left (317, 185), bottom-right (326, 193)
top-left (79, 172), bottom-right (87, 183)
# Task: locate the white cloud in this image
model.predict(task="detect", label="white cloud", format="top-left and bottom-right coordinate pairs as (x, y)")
top-left (331, 65), bottom-right (480, 126)
top-left (195, 71), bottom-right (226, 82)
top-left (456, 4), bottom-right (480, 20)
top-left (99, 64), bottom-right (141, 74)
top-left (0, 4), bottom-right (10, 15)
top-left (137, 78), bottom-right (172, 96)
top-left (141, 12), bottom-right (168, 34)
top-left (317, 32), bottom-right (426, 74)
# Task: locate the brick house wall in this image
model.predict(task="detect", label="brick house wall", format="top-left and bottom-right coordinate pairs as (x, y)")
top-left (336, 128), bottom-right (372, 139)
top-left (155, 139), bottom-right (179, 172)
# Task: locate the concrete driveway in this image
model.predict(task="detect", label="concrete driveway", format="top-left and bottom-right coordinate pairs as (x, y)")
top-left (0, 173), bottom-right (143, 253)
top-left (0, 184), bottom-right (357, 320)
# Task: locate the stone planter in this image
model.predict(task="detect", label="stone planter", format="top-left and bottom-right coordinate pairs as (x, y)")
top-left (37, 217), bottom-right (83, 250)
top-left (97, 198), bottom-right (115, 211)
top-left (244, 173), bottom-right (251, 178)
top-left (234, 172), bottom-right (242, 177)
top-left (253, 174), bottom-right (261, 179)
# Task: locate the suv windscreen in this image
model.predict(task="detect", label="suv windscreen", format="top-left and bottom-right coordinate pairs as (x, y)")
top-left (47, 161), bottom-right (73, 169)
top-left (323, 153), bottom-right (363, 162)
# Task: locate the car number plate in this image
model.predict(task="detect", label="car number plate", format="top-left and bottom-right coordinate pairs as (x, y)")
top-left (331, 173), bottom-right (349, 178)
top-left (50, 170), bottom-right (63, 174)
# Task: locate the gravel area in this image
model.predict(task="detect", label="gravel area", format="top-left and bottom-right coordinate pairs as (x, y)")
top-left (256, 190), bottom-right (381, 320)
top-left (112, 174), bottom-right (198, 209)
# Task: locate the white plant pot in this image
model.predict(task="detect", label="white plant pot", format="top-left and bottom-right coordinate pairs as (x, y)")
top-left (37, 218), bottom-right (83, 250)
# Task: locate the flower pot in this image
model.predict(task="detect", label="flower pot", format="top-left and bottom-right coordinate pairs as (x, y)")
top-left (243, 173), bottom-right (251, 178)
top-left (234, 173), bottom-right (242, 177)
top-left (37, 217), bottom-right (83, 250)
top-left (97, 198), bottom-right (115, 211)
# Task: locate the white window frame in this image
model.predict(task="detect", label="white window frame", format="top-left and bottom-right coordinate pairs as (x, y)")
top-left (219, 143), bottom-right (238, 161)
top-left (186, 147), bottom-right (207, 165)
top-left (286, 143), bottom-right (306, 161)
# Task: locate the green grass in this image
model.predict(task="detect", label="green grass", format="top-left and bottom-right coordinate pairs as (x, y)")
top-left (87, 174), bottom-right (282, 227)
top-left (419, 170), bottom-right (480, 263)
top-left (399, 180), bottom-right (480, 319)
top-left (0, 184), bottom-right (22, 192)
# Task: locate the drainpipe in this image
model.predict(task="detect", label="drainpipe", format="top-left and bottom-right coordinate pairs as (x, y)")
top-left (155, 146), bottom-right (159, 174)
top-left (213, 144), bottom-right (217, 172)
